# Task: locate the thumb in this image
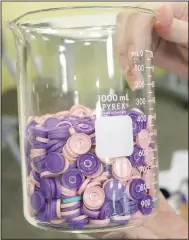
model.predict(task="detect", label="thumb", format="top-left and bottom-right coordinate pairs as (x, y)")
top-left (154, 5), bottom-right (188, 46)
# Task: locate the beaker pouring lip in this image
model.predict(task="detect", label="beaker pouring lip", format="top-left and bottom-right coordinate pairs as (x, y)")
top-left (8, 5), bottom-right (156, 30)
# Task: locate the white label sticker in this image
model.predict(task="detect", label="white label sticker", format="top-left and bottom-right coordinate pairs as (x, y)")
top-left (95, 115), bottom-right (133, 158)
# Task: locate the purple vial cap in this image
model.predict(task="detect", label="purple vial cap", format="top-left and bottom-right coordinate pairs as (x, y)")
top-left (32, 170), bottom-right (41, 182)
top-left (40, 178), bottom-right (55, 199)
top-left (30, 126), bottom-right (48, 138)
top-left (62, 169), bottom-right (84, 190)
top-left (26, 120), bottom-right (37, 135)
top-left (128, 146), bottom-right (145, 167)
top-left (47, 141), bottom-right (66, 154)
top-left (104, 179), bottom-right (126, 201)
top-left (99, 200), bottom-right (123, 220)
top-left (74, 122), bottom-right (95, 135)
top-left (138, 194), bottom-right (153, 215)
top-left (129, 179), bottom-right (146, 200)
top-left (37, 204), bottom-right (48, 221)
top-left (31, 191), bottom-right (46, 213)
top-left (43, 117), bottom-right (60, 130)
top-left (77, 153), bottom-right (100, 175)
top-left (46, 152), bottom-right (65, 173)
top-left (54, 178), bottom-right (62, 199)
top-left (126, 110), bottom-right (146, 136)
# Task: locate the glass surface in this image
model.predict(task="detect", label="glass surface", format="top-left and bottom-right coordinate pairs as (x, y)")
top-left (9, 6), bottom-right (159, 233)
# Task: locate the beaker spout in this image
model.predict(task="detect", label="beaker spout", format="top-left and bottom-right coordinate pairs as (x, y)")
top-left (8, 17), bottom-right (26, 43)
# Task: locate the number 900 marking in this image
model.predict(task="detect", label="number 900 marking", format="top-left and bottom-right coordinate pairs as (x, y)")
top-left (136, 98), bottom-right (146, 106)
top-left (141, 199), bottom-right (151, 208)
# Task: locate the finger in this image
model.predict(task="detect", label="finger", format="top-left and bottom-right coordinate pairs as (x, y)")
top-left (114, 9), bottom-right (155, 91)
top-left (177, 45), bottom-right (188, 62)
top-left (154, 4), bottom-right (173, 30)
top-left (115, 9), bottom-right (155, 56)
top-left (114, 6), bottom-right (158, 94)
top-left (147, 191), bottom-right (174, 216)
top-left (161, 18), bottom-right (188, 46)
top-left (114, 10), bottom-right (134, 73)
top-left (165, 2), bottom-right (188, 20)
top-left (114, 11), bottom-right (131, 56)
top-left (88, 231), bottom-right (112, 239)
top-left (115, 2), bottom-right (187, 60)
top-left (140, 2), bottom-right (188, 20)
top-left (102, 225), bottom-right (158, 239)
top-left (155, 18), bottom-right (188, 47)
top-left (154, 4), bottom-right (188, 46)
top-left (102, 231), bottom-right (126, 239)
top-left (154, 40), bottom-right (188, 77)
top-left (125, 62), bottom-right (144, 91)
top-left (76, 233), bottom-right (95, 239)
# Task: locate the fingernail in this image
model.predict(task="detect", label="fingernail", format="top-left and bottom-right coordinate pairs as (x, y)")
top-left (156, 6), bottom-right (166, 23)
top-left (119, 55), bottom-right (128, 71)
top-left (124, 65), bottom-right (129, 74)
top-left (155, 5), bottom-right (173, 30)
top-left (127, 44), bottom-right (135, 61)
top-left (154, 21), bottom-right (164, 32)
top-left (125, 69), bottom-right (137, 92)
top-left (128, 81), bottom-right (136, 91)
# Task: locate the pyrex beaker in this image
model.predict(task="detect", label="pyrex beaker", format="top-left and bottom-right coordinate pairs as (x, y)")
top-left (9, 6), bottom-right (159, 233)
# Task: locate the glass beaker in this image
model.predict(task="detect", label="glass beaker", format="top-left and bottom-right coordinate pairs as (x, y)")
top-left (9, 6), bottom-right (159, 233)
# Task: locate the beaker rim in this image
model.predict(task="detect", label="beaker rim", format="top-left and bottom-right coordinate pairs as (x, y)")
top-left (9, 5), bottom-right (157, 30)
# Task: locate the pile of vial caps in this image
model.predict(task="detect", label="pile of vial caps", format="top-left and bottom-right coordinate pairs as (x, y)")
top-left (26, 105), bottom-right (156, 229)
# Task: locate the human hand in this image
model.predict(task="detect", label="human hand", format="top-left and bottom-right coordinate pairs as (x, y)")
top-left (88, 192), bottom-right (188, 239)
top-left (115, 2), bottom-right (188, 90)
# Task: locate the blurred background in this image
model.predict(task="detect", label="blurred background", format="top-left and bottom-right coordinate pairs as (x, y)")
top-left (2, 2), bottom-right (188, 239)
